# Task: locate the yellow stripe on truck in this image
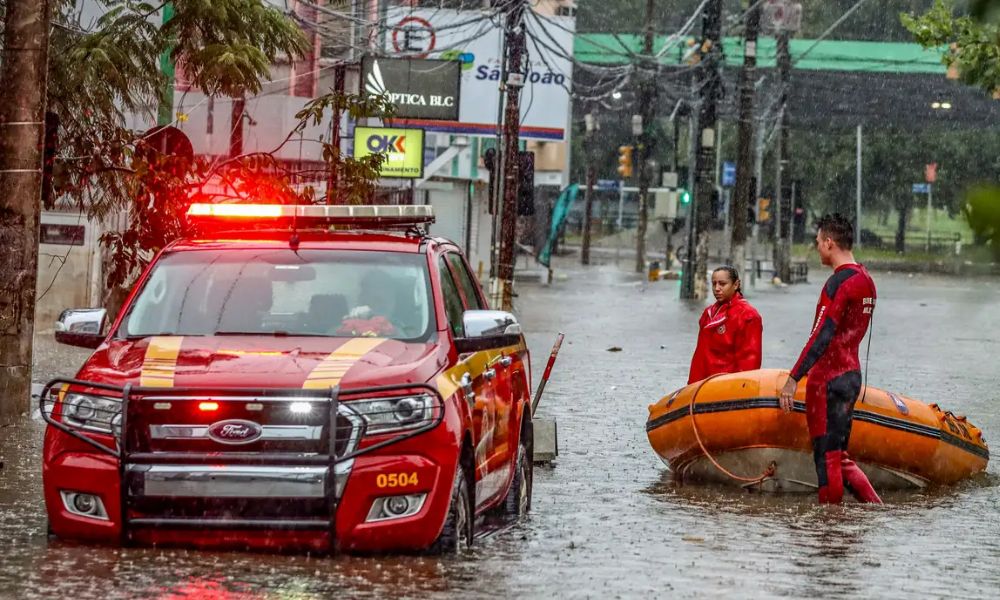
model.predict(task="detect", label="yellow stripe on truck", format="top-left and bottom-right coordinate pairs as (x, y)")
top-left (303, 337), bottom-right (387, 390)
top-left (436, 341), bottom-right (527, 400)
top-left (140, 336), bottom-right (184, 388)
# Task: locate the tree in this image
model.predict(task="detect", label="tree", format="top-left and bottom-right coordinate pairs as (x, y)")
top-left (903, 1), bottom-right (1000, 253)
top-left (964, 184), bottom-right (1000, 260)
top-left (0, 0), bottom-right (52, 424)
top-left (903, 0), bottom-right (1000, 95)
top-left (99, 89), bottom-right (393, 293)
top-left (0, 1), bottom-right (394, 420)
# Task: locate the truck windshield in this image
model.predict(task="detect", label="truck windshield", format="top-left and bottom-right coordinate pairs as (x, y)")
top-left (118, 249), bottom-right (435, 341)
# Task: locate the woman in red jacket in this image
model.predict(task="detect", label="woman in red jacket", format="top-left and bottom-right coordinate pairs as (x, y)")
top-left (688, 266), bottom-right (763, 384)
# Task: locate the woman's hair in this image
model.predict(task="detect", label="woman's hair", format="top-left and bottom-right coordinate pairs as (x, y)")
top-left (712, 265), bottom-right (742, 295)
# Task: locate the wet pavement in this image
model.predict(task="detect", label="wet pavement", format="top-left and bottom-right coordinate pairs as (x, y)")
top-left (2, 259), bottom-right (1000, 598)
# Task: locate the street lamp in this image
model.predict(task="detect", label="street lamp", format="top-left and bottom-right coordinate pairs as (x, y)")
top-left (611, 91), bottom-right (622, 100)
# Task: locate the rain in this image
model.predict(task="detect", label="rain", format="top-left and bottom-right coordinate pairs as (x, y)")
top-left (2, 0), bottom-right (1000, 598)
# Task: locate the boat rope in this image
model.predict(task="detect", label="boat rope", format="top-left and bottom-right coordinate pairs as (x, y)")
top-left (687, 374), bottom-right (777, 485)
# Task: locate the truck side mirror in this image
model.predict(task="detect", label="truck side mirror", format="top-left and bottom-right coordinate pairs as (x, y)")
top-left (54, 308), bottom-right (108, 349)
top-left (454, 310), bottom-right (522, 354)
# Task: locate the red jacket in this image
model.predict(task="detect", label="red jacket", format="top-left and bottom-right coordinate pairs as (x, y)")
top-left (688, 295), bottom-right (763, 384)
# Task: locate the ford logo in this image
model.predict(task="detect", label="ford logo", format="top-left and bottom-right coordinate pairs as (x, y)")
top-left (207, 419), bottom-right (262, 445)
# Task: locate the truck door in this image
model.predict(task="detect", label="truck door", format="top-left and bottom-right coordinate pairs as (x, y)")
top-left (437, 255), bottom-right (496, 507)
top-left (444, 252), bottom-right (514, 503)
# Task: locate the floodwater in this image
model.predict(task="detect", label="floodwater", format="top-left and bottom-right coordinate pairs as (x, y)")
top-left (2, 259), bottom-right (999, 598)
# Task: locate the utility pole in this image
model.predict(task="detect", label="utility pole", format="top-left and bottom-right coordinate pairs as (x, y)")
top-left (855, 124), bottom-right (862, 248)
top-left (326, 64), bottom-right (347, 204)
top-left (750, 113), bottom-right (765, 286)
top-left (682, 0), bottom-right (723, 300)
top-left (773, 29), bottom-right (792, 283)
top-left (634, 0), bottom-right (657, 274)
top-left (157, 3), bottom-right (176, 126)
top-left (230, 97), bottom-right (246, 158)
top-left (581, 113), bottom-right (597, 265)
top-left (0, 0), bottom-right (52, 422)
top-left (730, 0), bottom-right (761, 274)
top-left (497, 0), bottom-right (526, 311)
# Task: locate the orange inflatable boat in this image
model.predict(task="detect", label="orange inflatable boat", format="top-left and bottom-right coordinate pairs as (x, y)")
top-left (646, 369), bottom-right (989, 491)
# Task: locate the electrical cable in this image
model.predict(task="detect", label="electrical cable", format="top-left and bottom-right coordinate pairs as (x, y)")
top-left (793, 0), bottom-right (874, 68)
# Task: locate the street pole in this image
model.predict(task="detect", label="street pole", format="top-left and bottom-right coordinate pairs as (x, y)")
top-left (731, 0), bottom-right (761, 273)
top-left (681, 96), bottom-right (697, 296)
top-left (617, 183), bottom-right (625, 231)
top-left (634, 0), bottom-right (657, 274)
top-left (157, 3), bottom-right (176, 126)
top-left (0, 0), bottom-right (52, 421)
top-left (750, 115), bottom-right (764, 286)
top-left (326, 64), bottom-right (346, 204)
top-left (497, 0), bottom-right (526, 311)
top-left (856, 123), bottom-right (862, 248)
top-left (666, 116), bottom-right (681, 268)
top-left (926, 183), bottom-right (933, 253)
top-left (581, 114), bottom-right (596, 265)
top-left (230, 96), bottom-right (245, 158)
top-left (773, 29), bottom-right (791, 283)
top-left (774, 122), bottom-right (783, 279)
top-left (683, 0), bottom-right (724, 300)
top-left (787, 179), bottom-right (796, 260)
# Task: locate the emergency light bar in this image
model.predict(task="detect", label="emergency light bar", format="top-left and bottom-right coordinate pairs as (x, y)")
top-left (186, 203), bottom-right (435, 228)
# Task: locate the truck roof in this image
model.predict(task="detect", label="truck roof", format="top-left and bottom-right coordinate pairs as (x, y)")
top-left (167, 231), bottom-right (451, 254)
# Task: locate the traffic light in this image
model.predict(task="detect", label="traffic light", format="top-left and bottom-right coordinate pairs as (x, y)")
top-left (679, 188), bottom-right (691, 204)
top-left (617, 145), bottom-right (634, 178)
top-left (758, 197), bottom-right (771, 222)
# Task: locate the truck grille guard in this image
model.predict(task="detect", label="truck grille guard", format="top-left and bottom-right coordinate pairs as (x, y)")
top-left (40, 378), bottom-right (445, 537)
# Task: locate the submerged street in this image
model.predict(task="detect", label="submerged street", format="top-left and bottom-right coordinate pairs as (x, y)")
top-left (2, 258), bottom-right (999, 599)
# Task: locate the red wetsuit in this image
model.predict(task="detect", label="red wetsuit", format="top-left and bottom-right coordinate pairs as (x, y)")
top-left (790, 263), bottom-right (881, 504)
top-left (688, 295), bottom-right (763, 384)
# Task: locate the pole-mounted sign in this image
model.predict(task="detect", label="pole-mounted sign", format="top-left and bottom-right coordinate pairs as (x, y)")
top-left (353, 126), bottom-right (426, 179)
top-left (763, 0), bottom-right (802, 33)
top-left (925, 162), bottom-right (938, 183)
top-left (361, 57), bottom-right (461, 121)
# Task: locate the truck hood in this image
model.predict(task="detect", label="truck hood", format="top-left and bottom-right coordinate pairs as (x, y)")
top-left (75, 335), bottom-right (446, 391)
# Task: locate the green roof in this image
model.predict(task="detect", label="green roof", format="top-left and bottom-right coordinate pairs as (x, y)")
top-left (574, 34), bottom-right (946, 74)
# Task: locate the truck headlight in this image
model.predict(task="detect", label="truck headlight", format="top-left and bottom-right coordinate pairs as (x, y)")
top-left (62, 393), bottom-right (121, 435)
top-left (349, 394), bottom-right (439, 436)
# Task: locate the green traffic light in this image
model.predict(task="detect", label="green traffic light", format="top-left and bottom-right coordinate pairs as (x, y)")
top-left (680, 190), bottom-right (691, 204)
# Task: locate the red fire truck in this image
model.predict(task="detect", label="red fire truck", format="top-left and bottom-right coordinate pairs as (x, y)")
top-left (41, 204), bottom-right (533, 554)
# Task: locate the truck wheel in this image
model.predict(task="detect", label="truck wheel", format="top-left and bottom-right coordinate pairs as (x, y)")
top-left (427, 466), bottom-right (472, 554)
top-left (503, 441), bottom-right (532, 516)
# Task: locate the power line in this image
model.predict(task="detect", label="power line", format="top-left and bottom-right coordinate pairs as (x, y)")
top-left (793, 0), bottom-right (873, 67)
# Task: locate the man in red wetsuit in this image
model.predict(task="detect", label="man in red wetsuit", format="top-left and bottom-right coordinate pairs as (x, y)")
top-left (779, 214), bottom-right (882, 504)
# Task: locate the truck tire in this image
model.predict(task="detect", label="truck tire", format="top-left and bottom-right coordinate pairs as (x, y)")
top-left (427, 466), bottom-right (472, 554)
top-left (502, 440), bottom-right (531, 516)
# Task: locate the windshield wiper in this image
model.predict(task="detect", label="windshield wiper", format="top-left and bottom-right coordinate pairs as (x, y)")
top-left (123, 332), bottom-right (203, 340)
top-left (213, 331), bottom-right (291, 336)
